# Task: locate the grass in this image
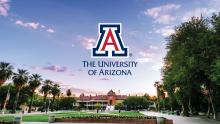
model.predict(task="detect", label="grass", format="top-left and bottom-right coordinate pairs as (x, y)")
top-left (0, 115), bottom-right (14, 122)
top-left (110, 111), bottom-right (145, 116)
top-left (0, 111), bottom-right (147, 122)
top-left (22, 114), bottom-right (48, 122)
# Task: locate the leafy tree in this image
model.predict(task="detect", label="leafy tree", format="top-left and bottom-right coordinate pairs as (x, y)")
top-left (162, 14), bottom-right (220, 119)
top-left (123, 96), bottom-right (150, 110)
top-left (59, 97), bottom-right (76, 110)
top-left (12, 69), bottom-right (29, 113)
top-left (95, 103), bottom-right (102, 113)
top-left (31, 94), bottom-right (44, 111)
top-left (0, 62), bottom-right (13, 86)
top-left (210, 59), bottom-right (220, 85)
top-left (115, 102), bottom-right (124, 110)
top-left (28, 74), bottom-right (42, 113)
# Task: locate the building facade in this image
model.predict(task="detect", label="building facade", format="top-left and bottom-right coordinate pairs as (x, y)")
top-left (75, 90), bottom-right (127, 110)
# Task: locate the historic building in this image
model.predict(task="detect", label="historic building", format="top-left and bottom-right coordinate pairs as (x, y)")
top-left (75, 90), bottom-right (127, 110)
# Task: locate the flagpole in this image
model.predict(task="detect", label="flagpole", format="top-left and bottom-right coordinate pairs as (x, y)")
top-left (2, 83), bottom-right (11, 114)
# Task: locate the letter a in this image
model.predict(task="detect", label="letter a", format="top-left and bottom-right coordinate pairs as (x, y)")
top-left (101, 29), bottom-right (119, 51)
top-left (92, 23), bottom-right (128, 58)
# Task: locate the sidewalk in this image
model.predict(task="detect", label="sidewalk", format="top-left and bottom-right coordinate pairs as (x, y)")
top-left (141, 111), bottom-right (220, 124)
top-left (22, 122), bottom-right (111, 124)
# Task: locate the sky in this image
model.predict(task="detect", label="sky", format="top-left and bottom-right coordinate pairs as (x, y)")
top-left (1, 0), bottom-right (220, 96)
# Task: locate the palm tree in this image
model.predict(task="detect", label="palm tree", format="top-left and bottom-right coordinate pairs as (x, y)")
top-left (0, 62), bottom-right (13, 86)
top-left (40, 79), bottom-right (52, 112)
top-left (66, 89), bottom-right (72, 97)
top-left (12, 69), bottom-right (29, 113)
top-left (51, 84), bottom-right (61, 111)
top-left (28, 74), bottom-right (42, 113)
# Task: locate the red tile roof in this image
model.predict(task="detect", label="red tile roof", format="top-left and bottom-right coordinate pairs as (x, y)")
top-left (76, 91), bottom-right (127, 101)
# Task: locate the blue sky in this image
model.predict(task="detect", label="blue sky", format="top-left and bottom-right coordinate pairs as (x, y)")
top-left (1, 0), bottom-right (220, 96)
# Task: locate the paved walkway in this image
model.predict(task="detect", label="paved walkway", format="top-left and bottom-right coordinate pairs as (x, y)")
top-left (22, 122), bottom-right (111, 124)
top-left (141, 111), bottom-right (220, 124)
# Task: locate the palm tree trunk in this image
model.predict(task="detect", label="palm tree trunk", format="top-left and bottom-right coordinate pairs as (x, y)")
top-left (207, 98), bottom-right (211, 118)
top-left (182, 102), bottom-right (189, 117)
top-left (157, 88), bottom-right (160, 111)
top-left (51, 95), bottom-right (55, 111)
top-left (43, 94), bottom-right (47, 112)
top-left (188, 96), bottom-right (193, 115)
top-left (28, 92), bottom-right (34, 113)
top-left (12, 88), bottom-right (20, 113)
top-left (208, 88), bottom-right (216, 119)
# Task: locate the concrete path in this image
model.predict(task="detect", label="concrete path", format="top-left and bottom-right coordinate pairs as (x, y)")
top-left (141, 111), bottom-right (220, 124)
top-left (22, 122), bottom-right (111, 124)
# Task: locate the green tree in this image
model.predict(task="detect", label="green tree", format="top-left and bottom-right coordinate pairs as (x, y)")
top-left (210, 59), bottom-right (220, 85)
top-left (95, 103), bottom-right (101, 113)
top-left (59, 97), bottom-right (76, 110)
top-left (12, 69), bottom-right (29, 113)
top-left (162, 15), bottom-right (220, 118)
top-left (0, 62), bottom-right (13, 86)
top-left (28, 74), bottom-right (42, 113)
top-left (115, 102), bottom-right (124, 110)
top-left (123, 96), bottom-right (150, 110)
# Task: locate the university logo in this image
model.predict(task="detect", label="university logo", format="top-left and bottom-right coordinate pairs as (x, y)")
top-left (92, 23), bottom-right (129, 58)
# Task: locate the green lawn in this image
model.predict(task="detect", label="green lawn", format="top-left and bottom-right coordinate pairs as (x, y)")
top-left (22, 114), bottom-right (48, 122)
top-left (0, 115), bottom-right (14, 122)
top-left (110, 111), bottom-right (145, 116)
top-left (0, 111), bottom-right (146, 122)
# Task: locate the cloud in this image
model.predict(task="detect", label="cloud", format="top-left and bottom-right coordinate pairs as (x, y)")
top-left (47, 28), bottom-right (55, 33)
top-left (144, 4), bottom-right (181, 24)
top-left (42, 65), bottom-right (68, 72)
top-left (138, 51), bottom-right (154, 58)
top-left (30, 65), bottom-right (41, 70)
top-left (136, 47), bottom-right (157, 63)
top-left (15, 19), bottom-right (55, 33)
top-left (15, 20), bottom-right (39, 29)
top-left (31, 64), bottom-right (69, 73)
top-left (181, 8), bottom-right (216, 22)
top-left (209, 0), bottom-right (220, 11)
top-left (155, 14), bottom-right (176, 24)
top-left (149, 45), bottom-right (159, 50)
top-left (137, 58), bottom-right (153, 63)
top-left (0, 1), bottom-right (56, 34)
top-left (78, 36), bottom-right (96, 50)
top-left (61, 86), bottom-right (105, 96)
top-left (41, 25), bottom-right (46, 28)
top-left (136, 45), bottom-right (163, 64)
top-left (31, 64), bottom-right (75, 78)
top-left (155, 26), bottom-right (175, 36)
top-left (0, 0), bottom-right (9, 16)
